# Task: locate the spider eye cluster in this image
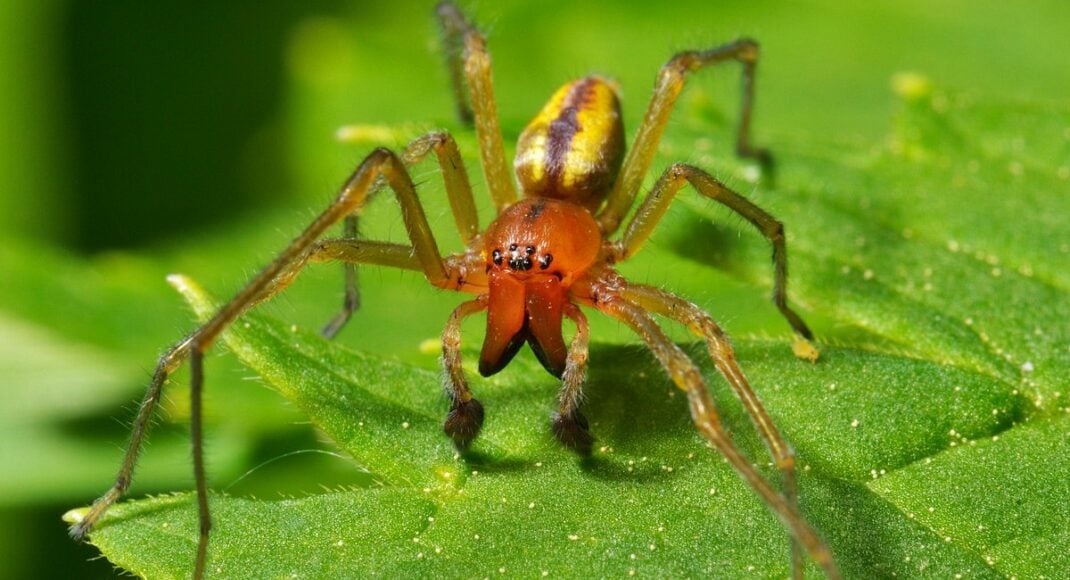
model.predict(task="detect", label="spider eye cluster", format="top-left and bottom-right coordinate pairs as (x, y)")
top-left (492, 244), bottom-right (553, 271)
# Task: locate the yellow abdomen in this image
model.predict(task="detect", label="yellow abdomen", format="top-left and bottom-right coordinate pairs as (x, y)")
top-left (514, 76), bottom-right (625, 210)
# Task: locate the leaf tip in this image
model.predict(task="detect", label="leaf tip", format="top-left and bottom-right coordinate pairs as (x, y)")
top-left (166, 274), bottom-right (216, 319)
top-left (165, 273), bottom-right (195, 295)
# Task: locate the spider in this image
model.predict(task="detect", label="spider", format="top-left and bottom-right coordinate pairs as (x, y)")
top-left (70, 3), bottom-right (838, 578)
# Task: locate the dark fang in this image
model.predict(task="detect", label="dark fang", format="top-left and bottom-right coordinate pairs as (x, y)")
top-left (492, 249), bottom-right (503, 265)
top-left (539, 253), bottom-right (553, 269)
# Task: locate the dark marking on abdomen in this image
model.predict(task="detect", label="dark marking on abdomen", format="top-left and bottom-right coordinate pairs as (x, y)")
top-left (544, 78), bottom-right (597, 191)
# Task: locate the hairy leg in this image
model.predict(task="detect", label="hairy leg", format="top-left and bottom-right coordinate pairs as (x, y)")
top-left (442, 296), bottom-right (490, 449)
top-left (598, 39), bottom-right (770, 233)
top-left (597, 295), bottom-right (838, 579)
top-left (322, 131), bottom-right (479, 338)
top-left (622, 283), bottom-right (805, 576)
top-left (72, 147), bottom-right (453, 579)
top-left (617, 162), bottom-right (814, 344)
top-left (436, 1), bottom-right (518, 211)
top-left (321, 215), bottom-right (361, 339)
top-left (552, 303), bottom-right (593, 454)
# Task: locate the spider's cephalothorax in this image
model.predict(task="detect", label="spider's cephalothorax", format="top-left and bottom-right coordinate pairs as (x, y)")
top-left (73, 3), bottom-right (839, 578)
top-left (480, 197), bottom-right (600, 378)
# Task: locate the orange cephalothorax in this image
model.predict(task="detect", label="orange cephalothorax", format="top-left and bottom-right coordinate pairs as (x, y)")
top-left (514, 76), bottom-right (625, 209)
top-left (478, 198), bottom-right (601, 377)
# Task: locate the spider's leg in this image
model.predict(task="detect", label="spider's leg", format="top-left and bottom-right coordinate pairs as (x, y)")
top-left (321, 214), bottom-right (362, 339)
top-left (622, 283), bottom-right (805, 578)
top-left (553, 303), bottom-right (593, 454)
top-left (599, 39), bottom-right (769, 233)
top-left (436, 2), bottom-right (518, 212)
top-left (442, 297), bottom-right (489, 450)
top-left (314, 238), bottom-right (484, 447)
top-left (72, 147), bottom-right (453, 579)
top-left (403, 131), bottom-right (481, 243)
top-left (68, 338), bottom-right (189, 542)
top-left (597, 295), bottom-right (839, 579)
top-left (189, 348), bottom-right (210, 579)
top-left (436, 1), bottom-right (474, 126)
top-left (619, 163), bottom-right (813, 343)
top-left (308, 239), bottom-right (422, 271)
top-left (323, 131), bottom-right (479, 338)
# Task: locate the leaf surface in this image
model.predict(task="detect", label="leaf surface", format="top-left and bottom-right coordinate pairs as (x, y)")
top-left (73, 85), bottom-right (1070, 578)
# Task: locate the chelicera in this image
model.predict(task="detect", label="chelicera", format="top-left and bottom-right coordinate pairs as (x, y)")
top-left (71, 3), bottom-right (839, 578)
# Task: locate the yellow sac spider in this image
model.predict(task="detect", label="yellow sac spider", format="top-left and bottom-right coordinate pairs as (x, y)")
top-left (71, 3), bottom-right (838, 578)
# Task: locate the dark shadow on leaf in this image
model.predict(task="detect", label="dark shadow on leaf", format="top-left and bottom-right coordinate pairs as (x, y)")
top-left (577, 454), bottom-right (684, 483)
top-left (661, 209), bottom-right (743, 272)
top-left (801, 476), bottom-right (991, 579)
top-left (458, 449), bottom-right (534, 474)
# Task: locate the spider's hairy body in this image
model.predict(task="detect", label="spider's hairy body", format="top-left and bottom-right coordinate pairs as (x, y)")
top-left (72, 3), bottom-right (840, 578)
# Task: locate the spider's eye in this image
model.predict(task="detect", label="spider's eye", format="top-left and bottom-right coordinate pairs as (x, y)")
top-left (539, 253), bottom-right (553, 269)
top-left (492, 249), bottom-right (503, 266)
top-left (508, 243), bottom-right (518, 251)
top-left (525, 246), bottom-right (536, 255)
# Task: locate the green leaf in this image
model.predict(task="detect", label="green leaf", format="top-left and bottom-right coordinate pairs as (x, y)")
top-left (73, 84), bottom-right (1069, 578)
top-left (0, 240), bottom-right (303, 504)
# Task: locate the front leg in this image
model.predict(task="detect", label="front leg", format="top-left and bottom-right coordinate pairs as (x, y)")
top-left (442, 297), bottom-right (489, 450)
top-left (552, 303), bottom-right (594, 455)
top-left (72, 147), bottom-right (449, 580)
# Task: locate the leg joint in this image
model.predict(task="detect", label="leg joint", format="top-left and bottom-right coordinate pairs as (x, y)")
top-left (668, 162), bottom-right (694, 179)
top-left (768, 219), bottom-right (785, 243)
top-left (660, 55), bottom-right (692, 86)
top-left (463, 31), bottom-right (488, 65)
top-left (405, 131), bottom-right (454, 162)
top-left (669, 162), bottom-right (722, 192)
top-left (735, 38), bottom-right (760, 62)
top-left (364, 147), bottom-right (408, 181)
top-left (307, 240), bottom-right (331, 262)
top-left (667, 50), bottom-right (700, 72)
top-left (691, 311), bottom-right (729, 344)
top-left (425, 130), bottom-right (452, 149)
top-left (775, 448), bottom-right (796, 471)
top-left (367, 146), bottom-right (395, 164)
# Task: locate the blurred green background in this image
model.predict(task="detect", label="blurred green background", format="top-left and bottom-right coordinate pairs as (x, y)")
top-left (1, 0), bottom-right (1067, 576)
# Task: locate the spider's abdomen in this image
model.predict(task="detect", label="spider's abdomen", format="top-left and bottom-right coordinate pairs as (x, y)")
top-left (514, 76), bottom-right (625, 209)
